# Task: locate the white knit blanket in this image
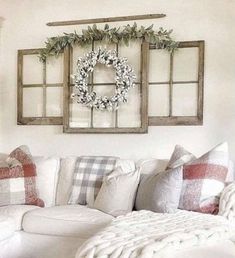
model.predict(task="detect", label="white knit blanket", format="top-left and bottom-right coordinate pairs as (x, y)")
top-left (76, 210), bottom-right (233, 258)
top-left (219, 182), bottom-right (235, 222)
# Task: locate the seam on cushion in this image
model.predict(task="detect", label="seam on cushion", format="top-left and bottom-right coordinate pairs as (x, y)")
top-left (52, 157), bottom-right (61, 206)
top-left (24, 213), bottom-right (112, 224)
top-left (55, 158), bottom-right (77, 205)
top-left (55, 158), bottom-right (63, 205)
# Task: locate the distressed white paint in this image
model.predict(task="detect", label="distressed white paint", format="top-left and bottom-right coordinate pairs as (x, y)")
top-left (0, 0), bottom-right (235, 161)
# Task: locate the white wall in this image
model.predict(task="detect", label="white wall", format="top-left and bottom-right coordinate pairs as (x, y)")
top-left (0, 0), bottom-right (235, 160)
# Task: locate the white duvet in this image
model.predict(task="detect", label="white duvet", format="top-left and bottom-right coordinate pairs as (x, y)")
top-left (76, 210), bottom-right (234, 258)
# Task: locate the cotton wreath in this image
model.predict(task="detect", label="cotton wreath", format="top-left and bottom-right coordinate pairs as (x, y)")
top-left (71, 48), bottom-right (136, 111)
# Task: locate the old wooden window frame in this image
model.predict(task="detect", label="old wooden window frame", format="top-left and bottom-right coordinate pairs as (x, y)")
top-left (17, 49), bottom-right (63, 125)
top-left (148, 40), bottom-right (204, 126)
top-left (63, 41), bottom-right (149, 134)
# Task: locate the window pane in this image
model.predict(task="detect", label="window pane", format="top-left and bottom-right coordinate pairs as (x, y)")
top-left (93, 110), bottom-right (115, 128)
top-left (118, 85), bottom-right (141, 127)
top-left (149, 49), bottom-right (170, 82)
top-left (93, 41), bottom-right (117, 84)
top-left (149, 84), bottom-right (169, 116)
top-left (173, 47), bottom-right (198, 81)
top-left (93, 63), bottom-right (116, 84)
top-left (23, 88), bottom-right (43, 117)
top-left (46, 55), bottom-right (63, 83)
top-left (92, 85), bottom-right (116, 127)
top-left (71, 45), bottom-right (92, 78)
top-left (46, 87), bottom-right (63, 116)
top-left (23, 55), bottom-right (43, 84)
top-left (69, 98), bottom-right (91, 128)
top-left (119, 41), bottom-right (141, 82)
top-left (172, 83), bottom-right (197, 116)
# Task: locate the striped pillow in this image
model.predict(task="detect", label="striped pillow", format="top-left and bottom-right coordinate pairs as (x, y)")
top-left (168, 143), bottom-right (229, 214)
top-left (0, 146), bottom-right (44, 207)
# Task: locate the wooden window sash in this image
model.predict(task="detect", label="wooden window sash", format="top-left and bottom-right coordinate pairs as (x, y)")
top-left (148, 40), bottom-right (204, 126)
top-left (63, 41), bottom-right (149, 133)
top-left (17, 49), bottom-right (63, 125)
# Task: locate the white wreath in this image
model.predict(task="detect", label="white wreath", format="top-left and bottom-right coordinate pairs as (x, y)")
top-left (71, 48), bottom-right (136, 111)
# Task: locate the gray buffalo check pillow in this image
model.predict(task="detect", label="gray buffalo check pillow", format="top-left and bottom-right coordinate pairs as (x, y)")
top-left (68, 156), bottom-right (119, 206)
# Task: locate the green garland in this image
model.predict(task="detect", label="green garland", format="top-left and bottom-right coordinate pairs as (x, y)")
top-left (39, 23), bottom-right (178, 62)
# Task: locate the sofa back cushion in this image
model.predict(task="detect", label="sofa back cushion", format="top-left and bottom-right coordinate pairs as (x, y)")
top-left (0, 146), bottom-right (44, 207)
top-left (34, 157), bottom-right (60, 207)
top-left (56, 157), bottom-right (77, 206)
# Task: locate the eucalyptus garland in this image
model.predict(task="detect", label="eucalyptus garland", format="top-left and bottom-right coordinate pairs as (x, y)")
top-left (39, 23), bottom-right (178, 62)
top-left (71, 48), bottom-right (136, 111)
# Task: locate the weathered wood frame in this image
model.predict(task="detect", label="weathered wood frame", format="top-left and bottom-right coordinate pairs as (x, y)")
top-left (63, 41), bottom-right (149, 133)
top-left (17, 49), bottom-right (63, 125)
top-left (148, 40), bottom-right (204, 126)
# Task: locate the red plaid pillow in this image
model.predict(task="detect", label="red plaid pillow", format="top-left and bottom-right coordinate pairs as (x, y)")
top-left (0, 146), bottom-right (44, 207)
top-left (167, 143), bottom-right (229, 214)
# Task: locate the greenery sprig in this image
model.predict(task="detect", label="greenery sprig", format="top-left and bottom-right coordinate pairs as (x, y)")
top-left (39, 23), bottom-right (178, 62)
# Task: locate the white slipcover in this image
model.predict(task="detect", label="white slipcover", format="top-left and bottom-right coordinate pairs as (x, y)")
top-left (22, 205), bottom-right (113, 238)
top-left (0, 205), bottom-right (39, 230)
top-left (34, 156), bottom-right (60, 207)
top-left (0, 216), bottom-right (15, 242)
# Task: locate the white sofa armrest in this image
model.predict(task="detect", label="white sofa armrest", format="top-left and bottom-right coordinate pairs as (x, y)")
top-left (219, 182), bottom-right (235, 221)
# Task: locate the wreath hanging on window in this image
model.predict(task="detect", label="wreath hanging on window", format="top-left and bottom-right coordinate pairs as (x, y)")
top-left (71, 48), bottom-right (136, 111)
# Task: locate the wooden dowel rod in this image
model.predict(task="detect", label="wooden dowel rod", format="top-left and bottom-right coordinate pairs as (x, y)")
top-left (47, 14), bottom-right (166, 27)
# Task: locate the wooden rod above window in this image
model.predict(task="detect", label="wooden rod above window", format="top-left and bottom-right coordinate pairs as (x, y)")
top-left (46, 13), bottom-right (166, 27)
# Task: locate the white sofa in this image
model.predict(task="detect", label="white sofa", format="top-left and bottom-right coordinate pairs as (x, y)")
top-left (0, 156), bottom-right (235, 258)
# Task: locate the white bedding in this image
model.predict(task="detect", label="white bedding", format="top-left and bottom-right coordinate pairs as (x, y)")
top-left (76, 210), bottom-right (235, 258)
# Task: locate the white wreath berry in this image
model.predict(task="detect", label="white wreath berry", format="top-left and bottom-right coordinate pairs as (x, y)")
top-left (71, 48), bottom-right (136, 111)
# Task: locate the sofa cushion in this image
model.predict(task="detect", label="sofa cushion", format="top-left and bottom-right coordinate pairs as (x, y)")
top-left (0, 216), bottom-right (15, 241)
top-left (34, 156), bottom-right (60, 207)
top-left (22, 205), bottom-right (113, 238)
top-left (0, 205), bottom-right (39, 230)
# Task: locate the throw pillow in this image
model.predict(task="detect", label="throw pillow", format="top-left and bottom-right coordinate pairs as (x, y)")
top-left (93, 167), bottom-right (140, 216)
top-left (167, 145), bottom-right (196, 169)
top-left (168, 142), bottom-right (229, 214)
top-left (0, 146), bottom-right (44, 207)
top-left (135, 166), bottom-right (183, 213)
top-left (68, 156), bottom-right (119, 206)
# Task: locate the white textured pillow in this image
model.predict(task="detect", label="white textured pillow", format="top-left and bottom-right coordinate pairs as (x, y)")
top-left (34, 157), bottom-right (60, 207)
top-left (135, 166), bottom-right (183, 213)
top-left (93, 167), bottom-right (140, 216)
